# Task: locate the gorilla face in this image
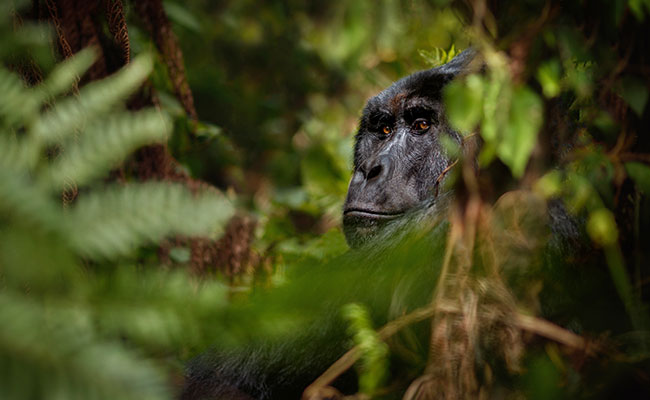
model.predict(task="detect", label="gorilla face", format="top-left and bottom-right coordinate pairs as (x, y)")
top-left (343, 50), bottom-right (475, 247)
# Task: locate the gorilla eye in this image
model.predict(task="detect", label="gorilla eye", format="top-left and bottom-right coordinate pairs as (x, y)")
top-left (382, 125), bottom-right (392, 135)
top-left (413, 119), bottom-right (430, 132)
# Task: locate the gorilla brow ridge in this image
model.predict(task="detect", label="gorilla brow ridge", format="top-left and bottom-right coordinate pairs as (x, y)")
top-left (403, 104), bottom-right (440, 125)
top-left (367, 109), bottom-right (393, 126)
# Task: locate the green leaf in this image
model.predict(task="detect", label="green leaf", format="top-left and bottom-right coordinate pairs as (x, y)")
top-left (625, 162), bottom-right (650, 194)
top-left (586, 208), bottom-right (618, 246)
top-left (419, 44), bottom-right (457, 67)
top-left (163, 1), bottom-right (202, 32)
top-left (498, 86), bottom-right (543, 177)
top-left (301, 145), bottom-right (349, 199)
top-left (443, 74), bottom-right (484, 134)
top-left (629, 0), bottom-right (648, 20)
top-left (534, 170), bottom-right (563, 198)
top-left (620, 77), bottom-right (649, 117)
top-left (343, 303), bottom-right (389, 395)
top-left (536, 59), bottom-right (562, 98)
top-left (602, 244), bottom-right (647, 330)
top-left (194, 120), bottom-right (224, 139)
top-left (480, 73), bottom-right (506, 143)
top-left (565, 59), bottom-right (594, 99)
top-left (592, 111), bottom-right (617, 135)
top-left (566, 173), bottom-right (597, 213)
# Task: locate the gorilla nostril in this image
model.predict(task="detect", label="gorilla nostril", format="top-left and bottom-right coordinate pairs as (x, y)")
top-left (367, 164), bottom-right (382, 180)
top-left (362, 155), bottom-right (392, 182)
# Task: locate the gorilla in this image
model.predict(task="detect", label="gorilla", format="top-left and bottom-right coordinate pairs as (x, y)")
top-left (181, 50), bottom-right (476, 400)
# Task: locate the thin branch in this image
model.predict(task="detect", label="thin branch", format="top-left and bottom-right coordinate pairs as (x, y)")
top-left (515, 313), bottom-right (587, 350)
top-left (433, 159), bottom-right (458, 198)
top-left (618, 153), bottom-right (650, 163)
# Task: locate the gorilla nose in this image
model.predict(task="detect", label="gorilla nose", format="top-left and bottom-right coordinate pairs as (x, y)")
top-left (361, 154), bottom-right (392, 183)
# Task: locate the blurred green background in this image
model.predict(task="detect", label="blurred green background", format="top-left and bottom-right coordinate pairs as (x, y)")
top-left (1, 0), bottom-right (650, 398)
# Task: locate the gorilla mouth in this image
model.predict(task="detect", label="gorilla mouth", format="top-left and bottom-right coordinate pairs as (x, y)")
top-left (343, 208), bottom-right (404, 220)
top-left (342, 208), bottom-right (405, 248)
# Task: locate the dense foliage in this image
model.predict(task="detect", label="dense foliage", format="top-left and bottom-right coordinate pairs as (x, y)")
top-left (1, 0), bottom-right (650, 398)
top-left (0, 9), bottom-right (236, 397)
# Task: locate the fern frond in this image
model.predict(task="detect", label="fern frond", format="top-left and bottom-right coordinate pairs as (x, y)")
top-left (0, 291), bottom-right (170, 400)
top-left (37, 47), bottom-right (96, 101)
top-left (0, 134), bottom-right (39, 171)
top-left (44, 109), bottom-right (171, 188)
top-left (0, 170), bottom-right (62, 232)
top-left (0, 67), bottom-right (40, 127)
top-left (66, 182), bottom-right (234, 259)
top-left (88, 267), bottom-right (230, 350)
top-left (30, 54), bottom-right (154, 144)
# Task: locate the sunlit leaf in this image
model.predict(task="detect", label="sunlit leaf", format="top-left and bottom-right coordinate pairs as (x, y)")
top-left (620, 77), bottom-right (649, 117)
top-left (498, 86), bottom-right (543, 177)
top-left (625, 162), bottom-right (650, 194)
top-left (444, 74), bottom-right (483, 134)
top-left (480, 72), bottom-right (506, 143)
top-left (343, 303), bottom-right (389, 395)
top-left (586, 208), bottom-right (618, 246)
top-left (537, 59), bottom-right (562, 98)
top-left (534, 170), bottom-right (563, 199)
top-left (629, 0), bottom-right (649, 20)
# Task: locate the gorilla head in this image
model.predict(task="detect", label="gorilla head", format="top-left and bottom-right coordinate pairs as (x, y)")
top-left (343, 49), bottom-right (476, 247)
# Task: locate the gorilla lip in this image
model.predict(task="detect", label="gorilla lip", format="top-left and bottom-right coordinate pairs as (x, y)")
top-left (343, 208), bottom-right (403, 219)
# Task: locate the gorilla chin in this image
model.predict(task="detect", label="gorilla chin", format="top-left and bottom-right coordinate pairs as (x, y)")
top-left (342, 209), bottom-right (403, 248)
top-left (343, 195), bottom-right (451, 249)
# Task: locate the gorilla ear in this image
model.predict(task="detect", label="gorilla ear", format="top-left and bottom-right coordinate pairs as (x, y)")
top-left (432, 48), bottom-right (480, 77)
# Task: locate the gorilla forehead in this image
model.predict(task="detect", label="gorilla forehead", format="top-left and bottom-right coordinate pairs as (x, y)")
top-left (362, 47), bottom-right (476, 117)
top-left (364, 69), bottom-right (454, 115)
